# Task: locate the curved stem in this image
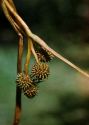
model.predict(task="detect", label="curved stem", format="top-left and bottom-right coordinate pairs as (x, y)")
top-left (2, 0), bottom-right (24, 35)
top-left (4, 0), bottom-right (89, 78)
top-left (31, 34), bottom-right (89, 78)
top-left (4, 0), bottom-right (32, 34)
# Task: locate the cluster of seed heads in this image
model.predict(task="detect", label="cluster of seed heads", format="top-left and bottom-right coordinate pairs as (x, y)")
top-left (16, 73), bottom-right (37, 98)
top-left (16, 47), bottom-right (53, 99)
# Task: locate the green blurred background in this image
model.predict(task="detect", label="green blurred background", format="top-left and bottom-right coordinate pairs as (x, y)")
top-left (1, 0), bottom-right (89, 125)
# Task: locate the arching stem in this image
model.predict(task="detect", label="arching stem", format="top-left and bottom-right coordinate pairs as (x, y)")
top-left (4, 0), bottom-right (89, 79)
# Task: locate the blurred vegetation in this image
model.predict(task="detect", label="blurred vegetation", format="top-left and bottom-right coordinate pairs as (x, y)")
top-left (1, 0), bottom-right (89, 125)
top-left (1, 0), bottom-right (89, 46)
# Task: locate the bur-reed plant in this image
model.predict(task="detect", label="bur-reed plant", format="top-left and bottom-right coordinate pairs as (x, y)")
top-left (0, 0), bottom-right (89, 125)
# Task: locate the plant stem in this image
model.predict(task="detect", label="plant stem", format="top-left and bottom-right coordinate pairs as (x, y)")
top-left (7, 0), bottom-right (17, 11)
top-left (2, 1), bottom-right (23, 124)
top-left (31, 41), bottom-right (39, 63)
top-left (13, 35), bottom-right (23, 125)
top-left (2, 0), bottom-right (24, 34)
top-left (24, 38), bottom-right (31, 75)
top-left (13, 87), bottom-right (21, 125)
top-left (17, 34), bottom-right (23, 73)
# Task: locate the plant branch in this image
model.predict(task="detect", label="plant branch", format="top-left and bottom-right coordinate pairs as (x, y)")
top-left (2, 0), bottom-right (24, 35)
top-left (4, 0), bottom-right (32, 34)
top-left (4, 0), bottom-right (89, 78)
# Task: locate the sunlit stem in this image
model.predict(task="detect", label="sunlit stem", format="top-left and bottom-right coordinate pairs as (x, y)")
top-left (24, 38), bottom-right (31, 75)
top-left (7, 0), bottom-right (17, 11)
top-left (2, 0), bottom-right (24, 34)
top-left (31, 41), bottom-right (39, 63)
top-left (4, 0), bottom-right (32, 34)
top-left (2, 2), bottom-right (19, 32)
top-left (17, 34), bottom-right (23, 73)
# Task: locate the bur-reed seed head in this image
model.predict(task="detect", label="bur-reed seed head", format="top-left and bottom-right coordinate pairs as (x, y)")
top-left (36, 47), bottom-right (54, 62)
top-left (23, 84), bottom-right (38, 98)
top-left (31, 62), bottom-right (50, 82)
top-left (16, 73), bottom-right (38, 98)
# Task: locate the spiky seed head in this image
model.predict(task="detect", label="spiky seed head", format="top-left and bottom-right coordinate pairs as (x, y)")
top-left (31, 62), bottom-right (50, 81)
top-left (36, 52), bottom-right (46, 62)
top-left (16, 73), bottom-right (38, 98)
top-left (45, 50), bottom-right (54, 60)
top-left (36, 48), bottom-right (54, 62)
top-left (16, 73), bottom-right (32, 91)
top-left (23, 84), bottom-right (38, 98)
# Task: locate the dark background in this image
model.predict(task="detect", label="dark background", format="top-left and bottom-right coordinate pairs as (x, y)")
top-left (0, 0), bottom-right (89, 125)
top-left (1, 0), bottom-right (89, 45)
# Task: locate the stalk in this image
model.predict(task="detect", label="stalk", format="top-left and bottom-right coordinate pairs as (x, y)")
top-left (13, 35), bottom-right (23, 125)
